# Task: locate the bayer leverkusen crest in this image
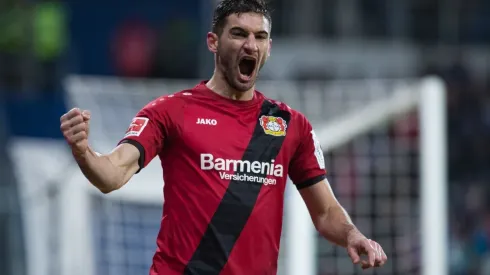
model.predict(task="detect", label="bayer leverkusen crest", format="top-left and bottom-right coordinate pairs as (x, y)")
top-left (260, 116), bottom-right (287, 136)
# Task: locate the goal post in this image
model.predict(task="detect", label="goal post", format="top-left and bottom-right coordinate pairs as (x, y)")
top-left (284, 77), bottom-right (448, 275)
top-left (10, 75), bottom-right (448, 275)
top-left (419, 78), bottom-right (448, 275)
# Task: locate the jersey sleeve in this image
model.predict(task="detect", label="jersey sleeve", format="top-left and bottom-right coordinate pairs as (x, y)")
top-left (288, 114), bottom-right (327, 189)
top-left (118, 97), bottom-right (173, 173)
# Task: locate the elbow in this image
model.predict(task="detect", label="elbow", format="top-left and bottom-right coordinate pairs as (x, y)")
top-left (94, 181), bottom-right (121, 194)
top-left (99, 187), bottom-right (113, 194)
top-left (96, 175), bottom-right (128, 194)
top-left (98, 184), bottom-right (121, 194)
top-left (312, 212), bottom-right (329, 235)
top-left (316, 222), bottom-right (329, 237)
top-left (312, 205), bottom-right (342, 236)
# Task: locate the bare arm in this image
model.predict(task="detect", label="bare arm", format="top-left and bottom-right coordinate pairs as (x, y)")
top-left (61, 108), bottom-right (141, 194)
top-left (300, 179), bottom-right (388, 268)
top-left (74, 143), bottom-right (140, 193)
top-left (290, 115), bottom-right (386, 268)
top-left (299, 179), bottom-right (357, 247)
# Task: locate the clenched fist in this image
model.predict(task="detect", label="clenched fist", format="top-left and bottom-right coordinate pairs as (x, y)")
top-left (60, 108), bottom-right (91, 157)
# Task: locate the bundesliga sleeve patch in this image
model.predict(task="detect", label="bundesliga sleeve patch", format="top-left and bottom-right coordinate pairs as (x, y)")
top-left (125, 117), bottom-right (149, 137)
top-left (259, 115), bottom-right (287, 136)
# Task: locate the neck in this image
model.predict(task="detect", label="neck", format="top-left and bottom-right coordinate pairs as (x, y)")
top-left (206, 70), bottom-right (255, 101)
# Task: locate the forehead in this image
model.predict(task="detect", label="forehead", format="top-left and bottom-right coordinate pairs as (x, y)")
top-left (225, 12), bottom-right (270, 32)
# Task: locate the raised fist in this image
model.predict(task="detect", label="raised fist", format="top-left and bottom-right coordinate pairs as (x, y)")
top-left (60, 108), bottom-right (91, 157)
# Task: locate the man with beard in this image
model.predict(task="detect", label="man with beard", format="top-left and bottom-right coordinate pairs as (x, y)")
top-left (59, 0), bottom-right (387, 274)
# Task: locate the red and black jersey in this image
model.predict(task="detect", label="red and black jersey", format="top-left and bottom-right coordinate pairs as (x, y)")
top-left (119, 81), bottom-right (326, 275)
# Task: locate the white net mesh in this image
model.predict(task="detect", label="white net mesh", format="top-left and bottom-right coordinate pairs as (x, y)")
top-left (90, 197), bottom-right (163, 275)
top-left (316, 118), bottom-right (420, 275)
top-left (63, 75), bottom-right (429, 275)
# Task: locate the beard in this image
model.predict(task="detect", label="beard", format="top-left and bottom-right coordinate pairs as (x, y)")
top-left (216, 45), bottom-right (263, 92)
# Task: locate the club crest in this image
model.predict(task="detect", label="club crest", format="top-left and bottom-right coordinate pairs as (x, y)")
top-left (260, 116), bottom-right (287, 136)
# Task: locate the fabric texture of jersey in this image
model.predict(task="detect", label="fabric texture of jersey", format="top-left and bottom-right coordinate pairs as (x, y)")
top-left (118, 81), bottom-right (327, 275)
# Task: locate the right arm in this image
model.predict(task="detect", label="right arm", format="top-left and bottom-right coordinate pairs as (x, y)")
top-left (61, 101), bottom-right (167, 193)
top-left (73, 143), bottom-right (140, 193)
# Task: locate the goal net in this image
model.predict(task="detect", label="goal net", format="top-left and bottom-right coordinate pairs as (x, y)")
top-left (34, 75), bottom-right (446, 275)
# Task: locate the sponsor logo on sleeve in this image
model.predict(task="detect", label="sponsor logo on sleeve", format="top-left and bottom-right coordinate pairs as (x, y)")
top-left (125, 117), bottom-right (149, 137)
top-left (259, 116), bottom-right (287, 136)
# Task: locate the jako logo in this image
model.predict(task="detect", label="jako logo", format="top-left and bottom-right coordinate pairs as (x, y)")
top-left (196, 118), bottom-right (217, 125)
top-left (200, 153), bottom-right (283, 185)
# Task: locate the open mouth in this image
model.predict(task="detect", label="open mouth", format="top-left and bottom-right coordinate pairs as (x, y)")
top-left (238, 57), bottom-right (257, 79)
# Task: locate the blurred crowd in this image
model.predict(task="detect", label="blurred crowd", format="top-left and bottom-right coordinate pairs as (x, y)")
top-left (1, 0), bottom-right (490, 274)
top-left (432, 61), bottom-right (490, 275)
top-left (0, 0), bottom-right (201, 98)
top-left (0, 0), bottom-right (67, 96)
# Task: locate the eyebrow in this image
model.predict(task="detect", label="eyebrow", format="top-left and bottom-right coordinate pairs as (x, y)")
top-left (229, 27), bottom-right (269, 36)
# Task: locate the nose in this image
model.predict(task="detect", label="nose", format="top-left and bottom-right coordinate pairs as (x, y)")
top-left (243, 35), bottom-right (258, 55)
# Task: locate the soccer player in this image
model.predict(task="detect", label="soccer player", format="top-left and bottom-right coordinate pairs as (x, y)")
top-left (60, 0), bottom-right (388, 274)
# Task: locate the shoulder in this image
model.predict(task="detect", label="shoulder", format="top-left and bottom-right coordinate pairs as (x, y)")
top-left (142, 89), bottom-right (193, 112)
top-left (261, 95), bottom-right (307, 123)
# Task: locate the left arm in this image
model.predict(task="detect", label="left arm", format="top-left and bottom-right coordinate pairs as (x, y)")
top-left (299, 178), bottom-right (387, 269)
top-left (298, 178), bottom-right (356, 247)
top-left (288, 114), bottom-right (387, 269)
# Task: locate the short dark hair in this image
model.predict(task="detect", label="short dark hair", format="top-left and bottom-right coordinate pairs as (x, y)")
top-left (212, 0), bottom-right (272, 36)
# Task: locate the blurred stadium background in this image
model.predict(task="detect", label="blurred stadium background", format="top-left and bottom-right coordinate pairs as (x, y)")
top-left (1, 0), bottom-right (490, 275)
